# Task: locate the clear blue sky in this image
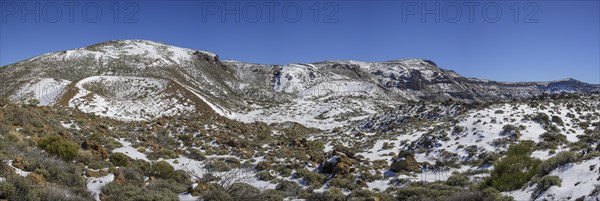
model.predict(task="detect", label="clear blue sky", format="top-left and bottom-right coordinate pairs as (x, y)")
top-left (1, 0), bottom-right (599, 83)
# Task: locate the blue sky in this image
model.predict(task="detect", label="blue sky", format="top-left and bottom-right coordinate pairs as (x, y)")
top-left (1, 0), bottom-right (599, 83)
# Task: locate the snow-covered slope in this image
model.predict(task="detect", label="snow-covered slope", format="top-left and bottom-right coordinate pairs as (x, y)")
top-left (1, 39), bottom-right (598, 126)
top-left (68, 76), bottom-right (196, 121)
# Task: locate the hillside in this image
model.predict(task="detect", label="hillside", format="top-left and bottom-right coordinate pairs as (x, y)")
top-left (0, 40), bottom-right (599, 201)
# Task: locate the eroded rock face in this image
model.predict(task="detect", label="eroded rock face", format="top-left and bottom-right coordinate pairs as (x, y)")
top-left (390, 150), bottom-right (420, 173)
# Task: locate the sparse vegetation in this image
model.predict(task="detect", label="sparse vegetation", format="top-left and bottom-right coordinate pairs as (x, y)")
top-left (485, 141), bottom-right (541, 191)
top-left (38, 136), bottom-right (80, 161)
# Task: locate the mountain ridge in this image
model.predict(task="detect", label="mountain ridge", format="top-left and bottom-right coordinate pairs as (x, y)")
top-left (1, 39), bottom-right (598, 127)
top-left (2, 39), bottom-right (594, 85)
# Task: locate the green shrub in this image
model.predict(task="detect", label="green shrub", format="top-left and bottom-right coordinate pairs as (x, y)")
top-left (0, 96), bottom-right (9, 106)
top-left (186, 149), bottom-right (206, 161)
top-left (27, 99), bottom-right (40, 106)
top-left (170, 169), bottom-right (191, 184)
top-left (328, 177), bottom-right (358, 190)
top-left (150, 161), bottom-right (174, 179)
top-left (256, 189), bottom-right (286, 201)
top-left (486, 141), bottom-right (541, 191)
top-left (0, 175), bottom-right (92, 201)
top-left (101, 182), bottom-right (178, 201)
top-left (276, 180), bottom-right (301, 196)
top-left (539, 132), bottom-right (566, 144)
top-left (38, 136), bottom-right (80, 161)
top-left (296, 168), bottom-right (326, 188)
top-left (538, 151), bottom-right (578, 176)
top-left (305, 190), bottom-right (345, 201)
top-left (228, 183), bottom-right (260, 200)
top-left (446, 174), bottom-right (469, 187)
top-left (205, 160), bottom-right (231, 172)
top-left (395, 185), bottom-right (458, 200)
top-left (257, 171), bottom-right (274, 181)
top-left (201, 189), bottom-right (234, 201)
top-left (147, 178), bottom-right (189, 194)
top-left (147, 149), bottom-right (178, 160)
top-left (532, 175), bottom-right (561, 198)
top-left (109, 153), bottom-right (130, 167)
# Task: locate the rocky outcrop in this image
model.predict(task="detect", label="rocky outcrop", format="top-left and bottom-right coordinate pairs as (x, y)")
top-left (12, 156), bottom-right (27, 169)
top-left (390, 150), bottom-right (420, 172)
top-left (321, 150), bottom-right (355, 176)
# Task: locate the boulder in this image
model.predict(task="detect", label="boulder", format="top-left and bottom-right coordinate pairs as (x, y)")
top-left (12, 156), bottom-right (27, 169)
top-left (321, 151), bottom-right (354, 175)
top-left (390, 151), bottom-right (420, 172)
top-left (333, 162), bottom-right (351, 175)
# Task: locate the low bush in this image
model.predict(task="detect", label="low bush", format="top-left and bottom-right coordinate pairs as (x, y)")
top-left (100, 182), bottom-right (179, 201)
top-left (149, 161), bottom-right (174, 179)
top-left (328, 177), bottom-right (358, 191)
top-left (109, 153), bottom-right (130, 167)
top-left (538, 151), bottom-right (578, 176)
top-left (445, 174), bottom-right (469, 187)
top-left (296, 168), bottom-right (326, 188)
top-left (186, 149), bottom-right (206, 161)
top-left (256, 171), bottom-right (274, 181)
top-left (532, 175), bottom-right (561, 198)
top-left (276, 180), bottom-right (301, 196)
top-left (147, 149), bottom-right (178, 160)
top-left (395, 185), bottom-right (458, 200)
top-left (38, 136), bottom-right (79, 161)
top-left (485, 141), bottom-right (541, 191)
top-left (147, 178), bottom-right (189, 194)
top-left (201, 189), bottom-right (234, 201)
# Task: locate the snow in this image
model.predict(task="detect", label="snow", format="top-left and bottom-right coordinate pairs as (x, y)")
top-left (537, 157), bottom-right (600, 200)
top-left (178, 193), bottom-right (199, 201)
top-left (164, 156), bottom-right (205, 174)
top-left (175, 81), bottom-right (235, 118)
top-left (86, 174), bottom-right (114, 201)
top-left (58, 40), bottom-right (216, 67)
top-left (504, 157), bottom-right (600, 201)
top-left (112, 138), bottom-right (149, 161)
top-left (10, 78), bottom-right (71, 106)
top-left (6, 160), bottom-right (31, 177)
top-left (69, 76), bottom-right (196, 121)
top-left (60, 120), bottom-right (81, 130)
